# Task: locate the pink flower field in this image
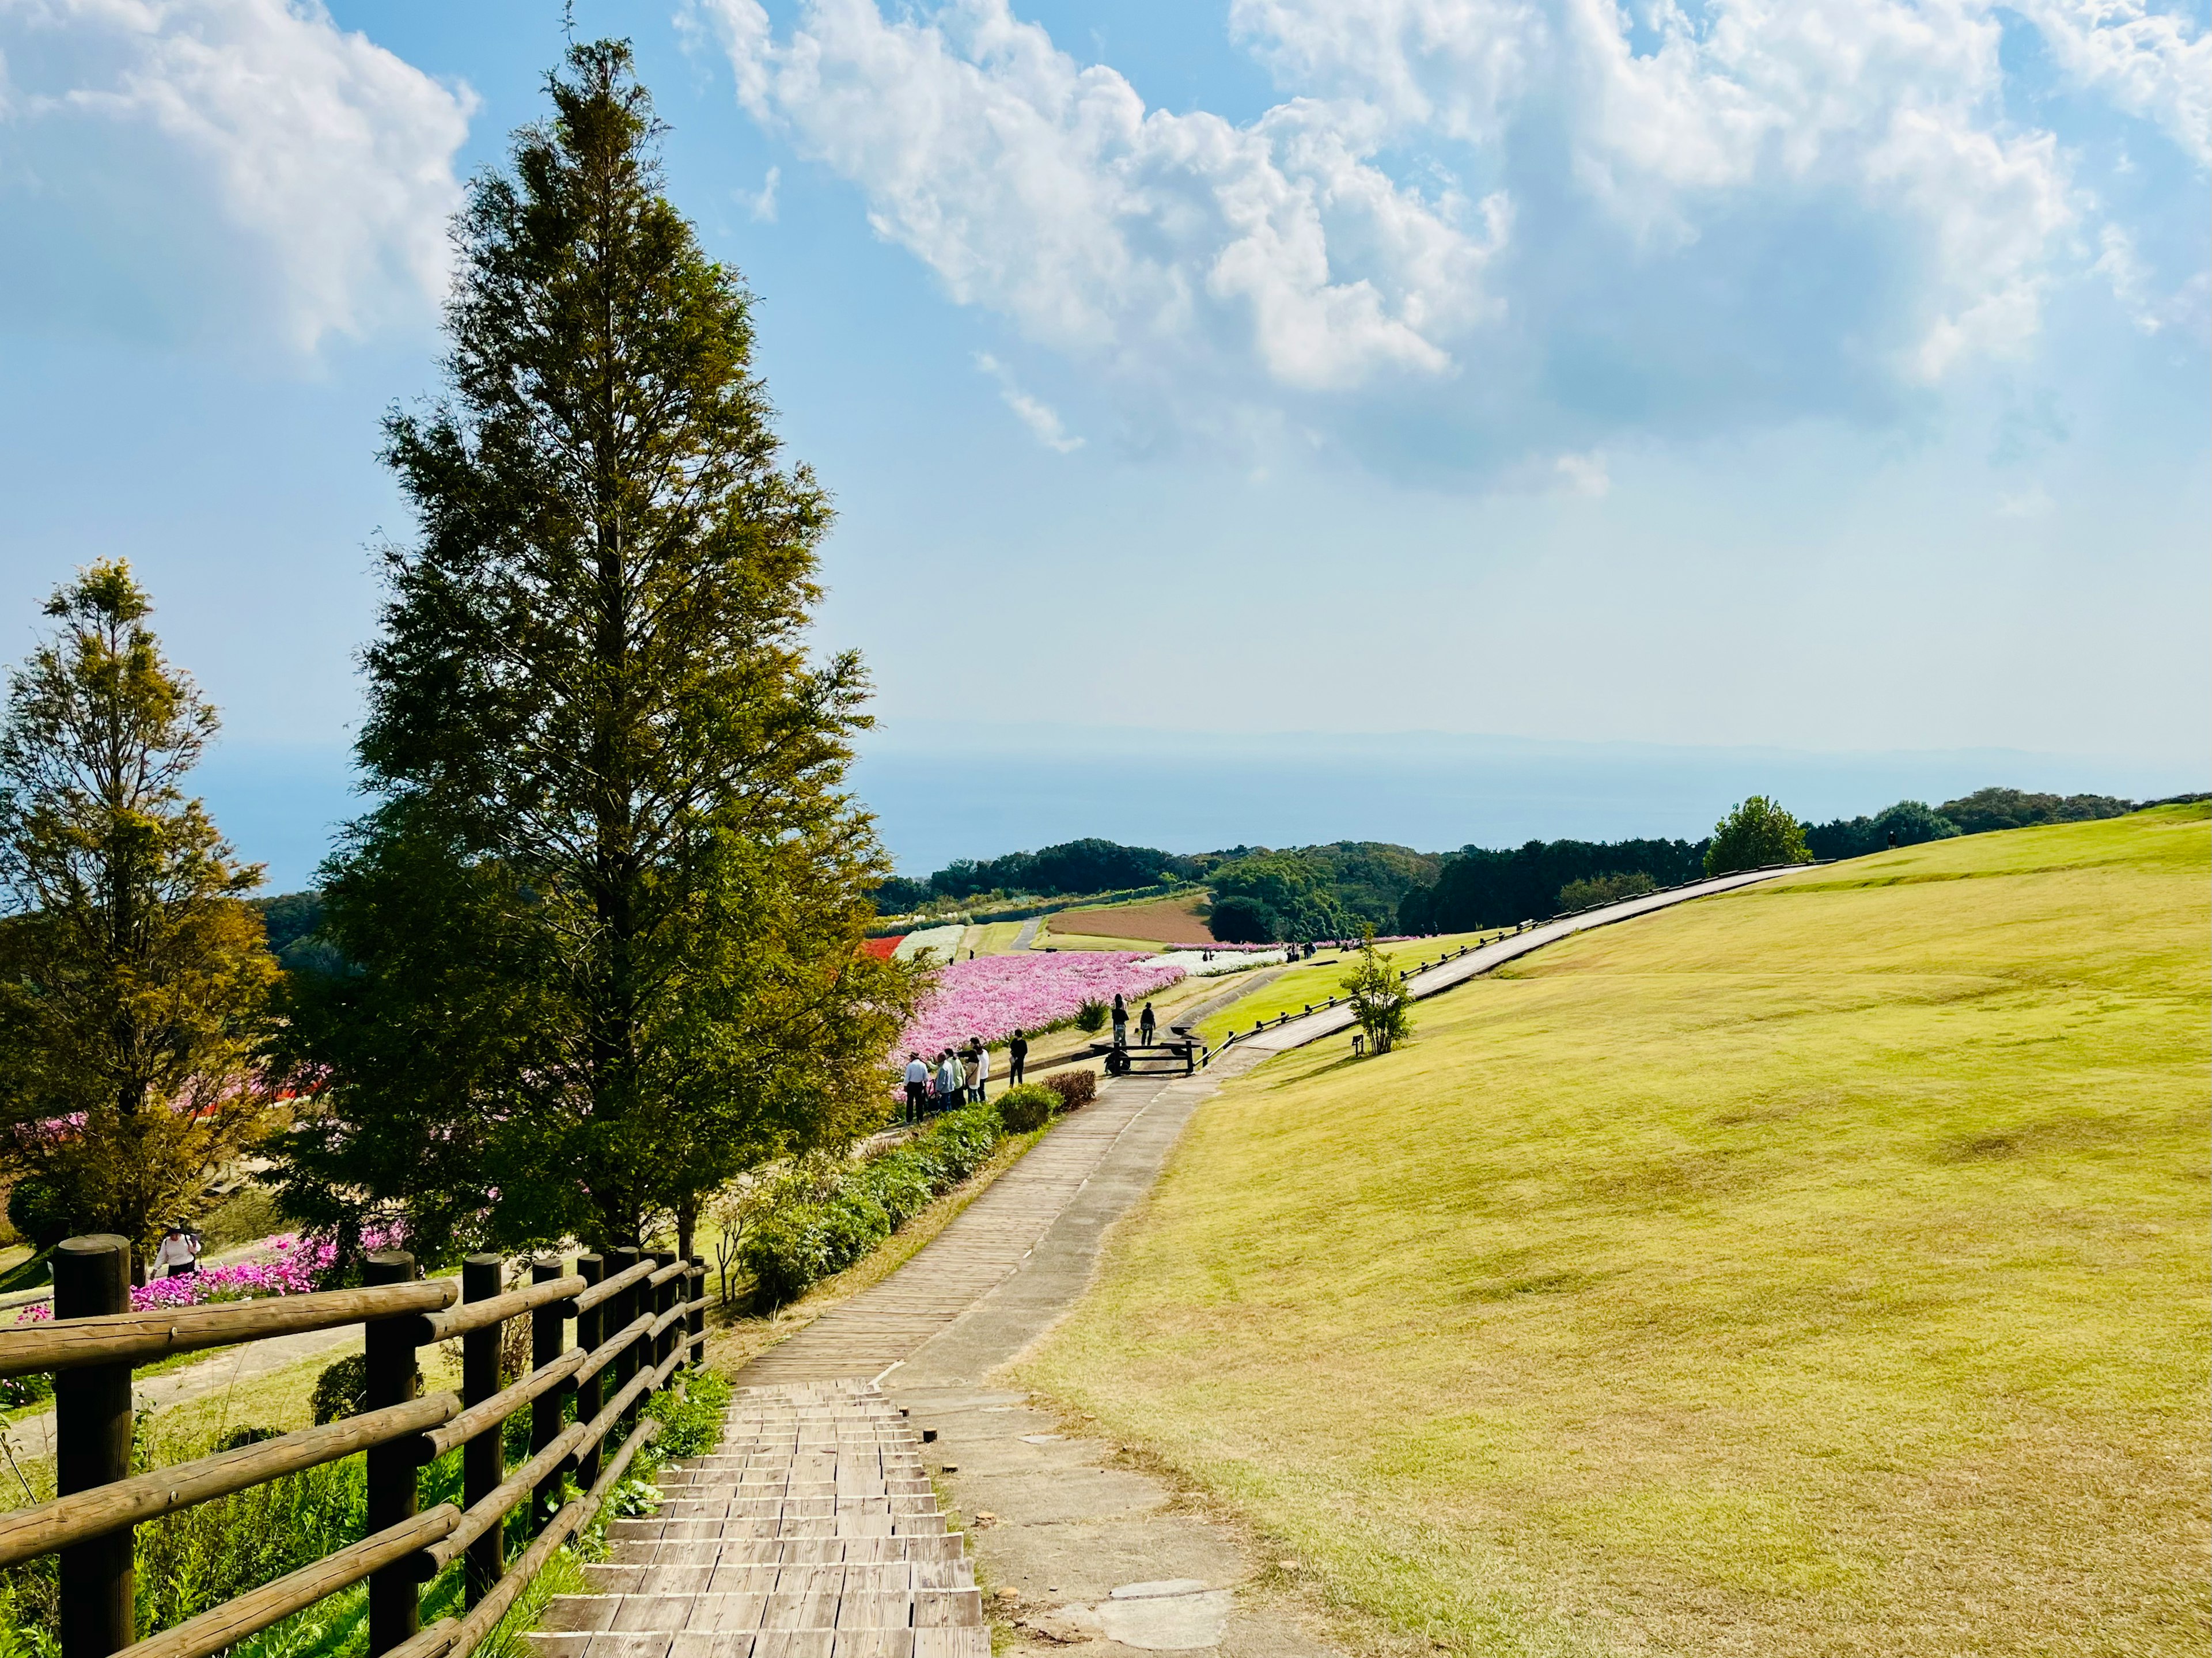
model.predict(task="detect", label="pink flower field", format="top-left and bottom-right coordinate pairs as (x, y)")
top-left (13, 1229), bottom-right (399, 1322)
top-left (899, 951), bottom-right (1187, 1057)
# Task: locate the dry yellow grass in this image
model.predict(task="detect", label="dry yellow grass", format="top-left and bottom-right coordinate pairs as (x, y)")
top-left (1020, 807), bottom-right (2210, 1657)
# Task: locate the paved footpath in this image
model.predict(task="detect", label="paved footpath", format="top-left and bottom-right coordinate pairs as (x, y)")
top-left (531, 869), bottom-right (1796, 1656)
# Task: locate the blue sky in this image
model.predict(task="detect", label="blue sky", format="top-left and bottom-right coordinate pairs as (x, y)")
top-left (0, 0), bottom-right (2205, 885)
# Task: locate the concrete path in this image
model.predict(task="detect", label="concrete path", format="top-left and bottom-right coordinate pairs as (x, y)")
top-left (1010, 917), bottom-right (1044, 951)
top-left (721, 869), bottom-right (1801, 1653)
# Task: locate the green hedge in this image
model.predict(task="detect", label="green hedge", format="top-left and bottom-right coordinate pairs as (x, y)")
top-left (995, 1084), bottom-right (1058, 1133)
top-left (741, 1104), bottom-right (1006, 1306)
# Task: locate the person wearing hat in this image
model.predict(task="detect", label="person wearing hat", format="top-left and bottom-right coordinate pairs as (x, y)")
top-left (151, 1221), bottom-right (202, 1280)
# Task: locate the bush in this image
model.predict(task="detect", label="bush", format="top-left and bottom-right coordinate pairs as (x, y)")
top-left (645, 1367), bottom-right (733, 1459)
top-left (310, 1352), bottom-right (419, 1425)
top-left (1704, 796), bottom-right (1813, 875)
top-left (738, 1103), bottom-right (1006, 1306)
top-left (1075, 999), bottom-right (1108, 1034)
top-left (6, 1178), bottom-right (75, 1251)
top-left (996, 1084), bottom-right (1058, 1133)
top-left (1041, 1069), bottom-right (1096, 1110)
top-left (1558, 871), bottom-right (1656, 910)
top-left (1207, 894), bottom-right (1280, 943)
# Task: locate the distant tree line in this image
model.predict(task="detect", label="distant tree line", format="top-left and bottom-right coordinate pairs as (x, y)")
top-left (876, 837), bottom-right (1196, 912)
top-left (1395, 786), bottom-right (2141, 932)
top-left (1205, 842), bottom-right (1441, 943)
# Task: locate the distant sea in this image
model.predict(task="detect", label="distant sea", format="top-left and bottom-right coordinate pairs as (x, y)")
top-left (199, 724), bottom-right (2209, 893)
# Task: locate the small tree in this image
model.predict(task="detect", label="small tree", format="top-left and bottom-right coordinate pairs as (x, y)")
top-left (0, 563), bottom-right (278, 1278)
top-left (1704, 796), bottom-right (1813, 875)
top-left (1340, 934), bottom-right (1411, 1055)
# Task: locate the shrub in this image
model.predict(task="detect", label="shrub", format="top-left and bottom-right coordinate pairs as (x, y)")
top-left (310, 1353), bottom-right (368, 1425)
top-left (739, 1104), bottom-right (1006, 1306)
top-left (1558, 871), bottom-right (1656, 910)
top-left (1075, 999), bottom-right (1109, 1033)
top-left (996, 1084), bottom-right (1058, 1133)
top-left (646, 1367), bottom-right (733, 1460)
top-left (1207, 894), bottom-right (1280, 944)
top-left (1704, 796), bottom-right (1813, 875)
top-left (6, 1179), bottom-right (75, 1251)
top-left (1042, 1069), bottom-right (1096, 1110)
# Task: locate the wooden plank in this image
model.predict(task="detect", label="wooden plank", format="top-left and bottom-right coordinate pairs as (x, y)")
top-left (0, 1279), bottom-right (455, 1378)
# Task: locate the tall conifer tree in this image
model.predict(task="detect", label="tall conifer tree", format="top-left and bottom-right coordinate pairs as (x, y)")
top-left (277, 41), bottom-right (915, 1259)
top-left (0, 563), bottom-right (277, 1277)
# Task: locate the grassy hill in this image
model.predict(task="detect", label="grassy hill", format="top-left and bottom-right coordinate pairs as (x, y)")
top-left (1018, 805), bottom-right (2209, 1657)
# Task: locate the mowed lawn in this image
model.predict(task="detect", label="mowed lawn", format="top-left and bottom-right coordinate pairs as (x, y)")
top-left (1018, 807), bottom-right (2209, 1658)
top-left (1194, 929), bottom-right (1505, 1045)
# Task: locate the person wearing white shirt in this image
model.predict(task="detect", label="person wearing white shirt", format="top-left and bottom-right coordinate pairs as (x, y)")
top-left (968, 1039), bottom-right (990, 1103)
top-left (151, 1223), bottom-right (201, 1279)
top-left (903, 1053), bottom-right (929, 1122)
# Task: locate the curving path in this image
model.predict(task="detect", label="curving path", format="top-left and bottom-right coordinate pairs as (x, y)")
top-left (647, 866), bottom-right (1807, 1655)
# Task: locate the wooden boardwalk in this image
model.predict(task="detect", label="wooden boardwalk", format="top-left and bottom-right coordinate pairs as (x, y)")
top-left (531, 1379), bottom-right (986, 1657)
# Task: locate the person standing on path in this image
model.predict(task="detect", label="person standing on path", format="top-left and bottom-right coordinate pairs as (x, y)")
top-left (152, 1223), bottom-right (201, 1279)
top-left (1139, 1000), bottom-right (1157, 1045)
top-left (968, 1038), bottom-right (990, 1102)
top-left (935, 1049), bottom-right (961, 1114)
top-left (1111, 992), bottom-right (1128, 1049)
top-left (903, 1053), bottom-right (929, 1123)
top-left (1007, 1030), bottom-right (1028, 1087)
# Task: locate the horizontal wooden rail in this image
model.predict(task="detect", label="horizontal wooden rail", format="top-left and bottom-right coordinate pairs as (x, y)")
top-left (419, 1348), bottom-right (668, 1576)
top-left (418, 1346), bottom-right (585, 1460)
top-left (571, 1311), bottom-right (656, 1389)
top-left (0, 1280), bottom-right (456, 1378)
top-left (0, 1391), bottom-right (459, 1569)
top-left (645, 1260), bottom-right (690, 1289)
top-left (569, 1257), bottom-right (655, 1316)
top-left (414, 1274), bottom-right (585, 1345)
top-left (111, 1506), bottom-right (460, 1658)
top-left (390, 1416), bottom-right (658, 1658)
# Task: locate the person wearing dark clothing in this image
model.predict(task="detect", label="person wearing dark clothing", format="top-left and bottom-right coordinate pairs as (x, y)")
top-left (903, 1053), bottom-right (929, 1122)
top-left (1008, 1030), bottom-right (1028, 1087)
top-left (1111, 992), bottom-right (1128, 1049)
top-left (1139, 1000), bottom-right (1157, 1045)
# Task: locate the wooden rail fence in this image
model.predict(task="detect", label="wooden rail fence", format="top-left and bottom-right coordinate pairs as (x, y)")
top-left (0, 1233), bottom-right (709, 1658)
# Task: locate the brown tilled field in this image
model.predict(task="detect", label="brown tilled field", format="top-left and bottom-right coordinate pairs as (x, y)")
top-left (1047, 893), bottom-right (1215, 945)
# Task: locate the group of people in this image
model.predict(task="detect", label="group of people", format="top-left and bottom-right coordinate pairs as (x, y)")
top-left (902, 1029), bottom-right (1032, 1122)
top-left (1109, 993), bottom-right (1158, 1048)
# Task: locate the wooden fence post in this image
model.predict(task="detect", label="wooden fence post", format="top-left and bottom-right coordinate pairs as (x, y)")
top-left (461, 1254), bottom-right (504, 1607)
top-left (687, 1255), bottom-right (706, 1366)
top-left (607, 1247), bottom-right (640, 1437)
top-left (364, 1249), bottom-right (421, 1656)
top-left (652, 1251), bottom-right (676, 1371)
top-left (54, 1234), bottom-right (132, 1658)
top-left (530, 1259), bottom-right (565, 1528)
top-left (574, 1253), bottom-right (604, 1490)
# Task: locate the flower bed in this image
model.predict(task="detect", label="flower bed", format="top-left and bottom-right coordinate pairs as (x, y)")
top-left (893, 924), bottom-right (964, 963)
top-left (899, 951), bottom-right (1187, 1056)
top-left (13, 1231), bottom-right (389, 1322)
top-left (1145, 948), bottom-right (1289, 976)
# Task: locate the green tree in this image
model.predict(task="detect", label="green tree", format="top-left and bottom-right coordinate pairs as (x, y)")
top-left (1704, 796), bottom-right (1814, 875)
top-left (1339, 934), bottom-right (1412, 1055)
top-left (0, 563), bottom-right (277, 1278)
top-left (275, 41), bottom-right (920, 1264)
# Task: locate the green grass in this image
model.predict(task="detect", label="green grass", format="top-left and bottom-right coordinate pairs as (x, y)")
top-left (1019, 807), bottom-right (2210, 1658)
top-left (1193, 929), bottom-right (1503, 1045)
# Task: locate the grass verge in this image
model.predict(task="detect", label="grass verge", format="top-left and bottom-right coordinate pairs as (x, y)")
top-left (1192, 928), bottom-right (1502, 1045)
top-left (1019, 807), bottom-right (2209, 1658)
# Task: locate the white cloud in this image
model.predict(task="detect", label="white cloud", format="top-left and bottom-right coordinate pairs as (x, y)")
top-left (694, 0), bottom-right (2201, 469)
top-left (743, 164), bottom-right (780, 222)
top-left (1554, 450), bottom-right (1609, 496)
top-left (976, 351), bottom-right (1084, 450)
top-left (2012, 0), bottom-right (2212, 166)
top-left (0, 0), bottom-right (474, 354)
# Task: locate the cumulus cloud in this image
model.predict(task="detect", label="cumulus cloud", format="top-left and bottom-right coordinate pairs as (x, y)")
top-left (0, 0), bottom-right (474, 355)
top-left (692, 0), bottom-right (2202, 471)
